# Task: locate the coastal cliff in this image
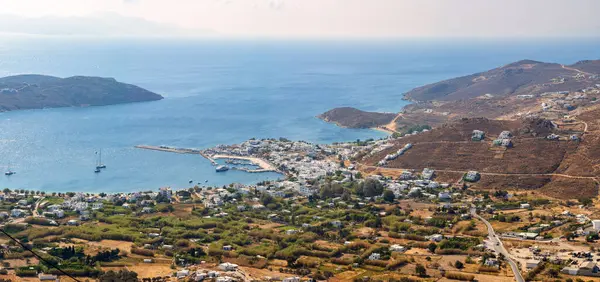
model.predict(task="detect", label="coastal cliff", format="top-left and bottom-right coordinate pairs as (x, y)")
top-left (0, 74), bottom-right (163, 111)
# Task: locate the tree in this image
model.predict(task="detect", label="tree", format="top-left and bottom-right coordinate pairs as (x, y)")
top-left (454, 260), bottom-right (464, 269)
top-left (260, 193), bottom-right (275, 206)
top-left (579, 198), bottom-right (593, 206)
top-left (547, 267), bottom-right (559, 278)
top-left (357, 179), bottom-right (384, 197)
top-left (415, 263), bottom-right (427, 277)
top-left (587, 232), bottom-right (599, 242)
top-left (427, 243), bottom-right (437, 253)
top-left (383, 190), bottom-right (395, 202)
top-left (98, 269), bottom-right (139, 282)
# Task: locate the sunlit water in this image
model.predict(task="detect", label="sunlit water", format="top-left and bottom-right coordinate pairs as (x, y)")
top-left (0, 38), bottom-right (598, 193)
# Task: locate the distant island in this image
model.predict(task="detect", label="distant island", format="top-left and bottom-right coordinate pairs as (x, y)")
top-left (0, 75), bottom-right (163, 111)
top-left (319, 59), bottom-right (600, 133)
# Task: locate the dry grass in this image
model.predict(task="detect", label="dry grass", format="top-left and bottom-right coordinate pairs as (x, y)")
top-left (103, 263), bottom-right (173, 279)
top-left (86, 239), bottom-right (134, 253)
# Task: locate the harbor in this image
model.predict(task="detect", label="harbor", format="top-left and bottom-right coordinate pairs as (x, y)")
top-left (134, 145), bottom-right (279, 173)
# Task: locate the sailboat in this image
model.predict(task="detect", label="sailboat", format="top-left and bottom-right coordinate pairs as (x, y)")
top-left (96, 149), bottom-right (107, 169)
top-left (94, 151), bottom-right (102, 173)
top-left (5, 163), bottom-right (15, 176)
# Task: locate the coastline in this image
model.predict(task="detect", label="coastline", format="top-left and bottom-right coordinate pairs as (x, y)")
top-left (134, 145), bottom-right (280, 173)
top-left (371, 126), bottom-right (396, 135)
top-left (211, 154), bottom-right (278, 172)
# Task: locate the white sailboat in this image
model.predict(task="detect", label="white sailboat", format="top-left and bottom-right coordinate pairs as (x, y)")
top-left (94, 151), bottom-right (102, 173)
top-left (96, 149), bottom-right (107, 169)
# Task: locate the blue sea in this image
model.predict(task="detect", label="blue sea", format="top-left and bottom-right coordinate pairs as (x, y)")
top-left (0, 37), bottom-right (599, 193)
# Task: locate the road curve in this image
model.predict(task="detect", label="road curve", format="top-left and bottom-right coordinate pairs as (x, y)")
top-left (471, 207), bottom-right (525, 282)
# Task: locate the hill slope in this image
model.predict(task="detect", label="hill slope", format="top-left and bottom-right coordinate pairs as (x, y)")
top-left (318, 107), bottom-right (397, 128)
top-left (359, 117), bottom-right (598, 199)
top-left (403, 59), bottom-right (600, 102)
top-left (0, 75), bottom-right (163, 111)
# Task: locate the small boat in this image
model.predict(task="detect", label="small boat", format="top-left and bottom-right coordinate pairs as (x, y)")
top-left (94, 168), bottom-right (101, 173)
top-left (5, 163), bottom-right (15, 176)
top-left (189, 180), bottom-right (193, 184)
top-left (96, 149), bottom-right (107, 169)
top-left (215, 165), bottom-right (229, 172)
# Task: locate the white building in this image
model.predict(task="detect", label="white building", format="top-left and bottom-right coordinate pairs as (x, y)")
top-left (526, 260), bottom-right (540, 269)
top-left (177, 269), bottom-right (190, 279)
top-left (592, 220), bottom-right (600, 231)
top-left (429, 234), bottom-right (444, 242)
top-left (218, 262), bottom-right (238, 271)
top-left (331, 220), bottom-right (342, 228)
top-left (438, 192), bottom-right (451, 201)
top-left (368, 253), bottom-right (381, 260)
top-left (38, 273), bottom-right (58, 281)
top-left (10, 209), bottom-right (25, 217)
top-left (159, 187), bottom-right (173, 199)
top-left (389, 244), bottom-right (406, 253)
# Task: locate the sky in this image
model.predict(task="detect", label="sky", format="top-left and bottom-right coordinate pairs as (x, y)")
top-left (0, 0), bottom-right (599, 38)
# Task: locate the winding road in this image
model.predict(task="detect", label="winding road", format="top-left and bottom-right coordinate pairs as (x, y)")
top-left (471, 206), bottom-right (525, 282)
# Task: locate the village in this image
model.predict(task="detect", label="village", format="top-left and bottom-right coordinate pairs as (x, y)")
top-left (2, 125), bottom-right (600, 281)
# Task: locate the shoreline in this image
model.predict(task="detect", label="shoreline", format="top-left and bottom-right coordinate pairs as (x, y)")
top-left (371, 126), bottom-right (397, 135)
top-left (134, 145), bottom-right (280, 174)
top-left (211, 154), bottom-right (278, 172)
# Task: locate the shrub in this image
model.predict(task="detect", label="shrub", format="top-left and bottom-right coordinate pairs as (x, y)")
top-left (478, 266), bottom-right (500, 273)
top-left (445, 272), bottom-right (475, 281)
top-left (386, 258), bottom-right (410, 270)
top-left (364, 260), bottom-right (388, 268)
top-left (131, 248), bottom-right (155, 257)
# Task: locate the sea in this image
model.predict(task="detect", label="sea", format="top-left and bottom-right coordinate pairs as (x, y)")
top-left (0, 37), bottom-right (599, 193)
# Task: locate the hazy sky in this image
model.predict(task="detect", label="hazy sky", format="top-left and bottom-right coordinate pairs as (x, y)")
top-left (1, 0), bottom-right (600, 38)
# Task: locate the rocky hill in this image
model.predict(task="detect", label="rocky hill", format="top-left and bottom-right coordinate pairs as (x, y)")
top-left (319, 59), bottom-right (600, 133)
top-left (359, 116), bottom-right (599, 199)
top-left (0, 75), bottom-right (163, 111)
top-left (403, 59), bottom-right (600, 102)
top-left (317, 107), bottom-right (397, 128)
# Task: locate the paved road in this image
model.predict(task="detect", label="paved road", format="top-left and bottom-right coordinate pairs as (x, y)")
top-left (471, 207), bottom-right (525, 282)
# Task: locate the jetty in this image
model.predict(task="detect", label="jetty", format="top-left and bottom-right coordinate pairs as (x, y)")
top-left (135, 145), bottom-right (277, 172)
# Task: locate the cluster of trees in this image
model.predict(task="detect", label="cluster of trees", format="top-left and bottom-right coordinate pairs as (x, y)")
top-left (2, 188), bottom-right (46, 196)
top-left (316, 178), bottom-right (387, 200)
top-left (47, 247), bottom-right (120, 266)
top-left (356, 179), bottom-right (384, 197)
top-left (98, 270), bottom-right (139, 282)
top-left (495, 213), bottom-right (521, 222)
top-left (48, 246), bottom-right (84, 260)
top-left (438, 237), bottom-right (480, 251)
